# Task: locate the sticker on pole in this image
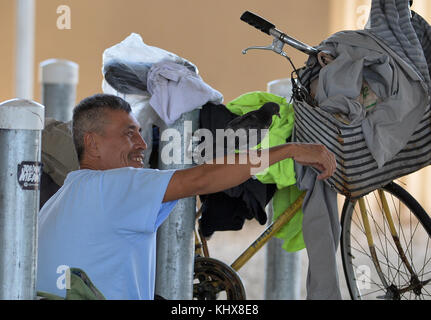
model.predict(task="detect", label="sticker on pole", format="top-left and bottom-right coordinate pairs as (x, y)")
top-left (17, 161), bottom-right (43, 190)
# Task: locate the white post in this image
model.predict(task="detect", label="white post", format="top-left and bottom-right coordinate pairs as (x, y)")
top-left (15, 0), bottom-right (35, 100)
top-left (264, 78), bottom-right (302, 300)
top-left (39, 59), bottom-right (79, 122)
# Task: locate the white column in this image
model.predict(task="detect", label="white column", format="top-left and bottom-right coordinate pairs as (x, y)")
top-left (15, 0), bottom-right (35, 100)
top-left (39, 59), bottom-right (79, 122)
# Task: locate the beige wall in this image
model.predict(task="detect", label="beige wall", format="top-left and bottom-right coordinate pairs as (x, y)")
top-left (329, 0), bottom-right (431, 32)
top-left (1, 0), bottom-right (431, 210)
top-left (0, 0), bottom-right (332, 104)
top-left (3, 0), bottom-right (430, 104)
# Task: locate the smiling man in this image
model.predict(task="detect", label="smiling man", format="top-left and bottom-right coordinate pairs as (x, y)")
top-left (37, 93), bottom-right (336, 300)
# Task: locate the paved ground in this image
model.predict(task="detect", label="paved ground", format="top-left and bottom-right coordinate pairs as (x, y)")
top-left (205, 195), bottom-right (431, 300)
top-left (206, 218), bottom-right (351, 300)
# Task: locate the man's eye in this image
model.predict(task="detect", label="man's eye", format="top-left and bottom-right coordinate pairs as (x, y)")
top-left (127, 131), bottom-right (134, 137)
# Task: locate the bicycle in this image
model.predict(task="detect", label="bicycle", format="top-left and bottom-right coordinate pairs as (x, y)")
top-left (192, 11), bottom-right (431, 300)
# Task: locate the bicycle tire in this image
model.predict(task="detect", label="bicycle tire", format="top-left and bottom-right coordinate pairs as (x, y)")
top-left (341, 181), bottom-right (431, 300)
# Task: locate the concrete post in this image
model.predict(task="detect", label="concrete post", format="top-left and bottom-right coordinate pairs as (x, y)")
top-left (155, 110), bottom-right (200, 299)
top-left (264, 201), bottom-right (302, 299)
top-left (39, 59), bottom-right (79, 122)
top-left (264, 78), bottom-right (302, 300)
top-left (0, 99), bottom-right (45, 299)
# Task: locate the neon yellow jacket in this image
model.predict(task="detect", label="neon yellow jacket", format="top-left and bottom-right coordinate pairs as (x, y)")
top-left (226, 91), bottom-right (305, 251)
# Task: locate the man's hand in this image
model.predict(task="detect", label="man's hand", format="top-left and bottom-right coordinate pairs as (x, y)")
top-left (288, 143), bottom-right (337, 180)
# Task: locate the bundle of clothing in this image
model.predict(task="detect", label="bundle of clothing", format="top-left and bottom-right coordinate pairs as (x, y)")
top-left (102, 33), bottom-right (223, 168)
top-left (293, 0), bottom-right (431, 299)
top-left (198, 92), bottom-right (304, 252)
top-left (300, 0), bottom-right (431, 167)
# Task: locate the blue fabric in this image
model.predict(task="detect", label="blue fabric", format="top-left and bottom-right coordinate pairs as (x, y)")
top-left (37, 168), bottom-right (177, 300)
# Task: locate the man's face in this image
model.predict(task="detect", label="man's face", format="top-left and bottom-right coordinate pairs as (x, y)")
top-left (94, 109), bottom-right (147, 170)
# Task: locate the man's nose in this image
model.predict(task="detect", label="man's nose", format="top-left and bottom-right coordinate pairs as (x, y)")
top-left (135, 133), bottom-right (147, 150)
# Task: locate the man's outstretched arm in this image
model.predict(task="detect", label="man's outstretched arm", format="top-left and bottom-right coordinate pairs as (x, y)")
top-left (163, 143), bottom-right (336, 202)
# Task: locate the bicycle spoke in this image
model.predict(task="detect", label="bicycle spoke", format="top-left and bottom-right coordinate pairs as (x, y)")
top-left (391, 194), bottom-right (407, 280)
top-left (366, 194), bottom-right (391, 281)
top-left (377, 191), bottom-right (393, 283)
top-left (349, 205), bottom-right (413, 286)
top-left (389, 260), bottom-right (411, 286)
top-left (410, 209), bottom-right (414, 274)
top-left (396, 209), bottom-right (421, 275)
top-left (359, 287), bottom-right (387, 298)
top-left (366, 203), bottom-right (399, 256)
top-left (354, 196), bottom-right (402, 264)
top-left (422, 285), bottom-right (431, 297)
top-left (419, 268), bottom-right (431, 278)
top-left (377, 191), bottom-right (426, 284)
top-left (348, 233), bottom-right (403, 276)
top-left (350, 261), bottom-right (386, 289)
top-left (349, 245), bottom-right (412, 282)
top-left (421, 235), bottom-right (430, 282)
top-left (341, 183), bottom-right (431, 300)
top-left (392, 210), bottom-right (429, 285)
top-left (349, 235), bottom-right (374, 260)
top-left (352, 206), bottom-right (366, 234)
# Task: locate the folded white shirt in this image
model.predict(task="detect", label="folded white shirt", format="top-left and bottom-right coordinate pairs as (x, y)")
top-left (147, 61), bottom-right (223, 125)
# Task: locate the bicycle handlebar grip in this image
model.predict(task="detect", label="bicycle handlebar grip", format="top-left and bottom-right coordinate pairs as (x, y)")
top-left (240, 11), bottom-right (275, 35)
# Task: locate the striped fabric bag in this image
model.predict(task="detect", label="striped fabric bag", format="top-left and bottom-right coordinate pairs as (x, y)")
top-left (293, 100), bottom-right (431, 199)
top-left (291, 0), bottom-right (431, 199)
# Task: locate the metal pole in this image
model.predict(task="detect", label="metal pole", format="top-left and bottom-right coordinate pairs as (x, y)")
top-left (15, 0), bottom-right (35, 100)
top-left (39, 59), bottom-right (79, 122)
top-left (155, 110), bottom-right (199, 300)
top-left (0, 99), bottom-right (45, 299)
top-left (264, 201), bottom-right (302, 299)
top-left (264, 78), bottom-right (302, 300)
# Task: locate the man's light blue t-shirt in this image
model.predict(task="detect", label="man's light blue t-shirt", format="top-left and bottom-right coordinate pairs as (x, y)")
top-left (37, 168), bottom-right (177, 300)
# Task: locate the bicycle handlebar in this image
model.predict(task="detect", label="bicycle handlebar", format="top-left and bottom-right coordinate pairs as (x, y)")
top-left (240, 11), bottom-right (318, 56)
top-left (240, 11), bottom-right (275, 35)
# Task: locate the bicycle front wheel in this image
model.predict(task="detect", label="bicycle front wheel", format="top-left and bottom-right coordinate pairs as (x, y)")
top-left (341, 182), bottom-right (431, 300)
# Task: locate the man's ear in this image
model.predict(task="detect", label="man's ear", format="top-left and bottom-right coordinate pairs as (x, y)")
top-left (83, 132), bottom-right (100, 158)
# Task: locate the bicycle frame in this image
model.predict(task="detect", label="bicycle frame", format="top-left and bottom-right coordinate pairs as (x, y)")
top-left (196, 190), bottom-right (424, 274)
top-left (230, 192), bottom-right (305, 271)
top-left (194, 186), bottom-right (430, 299)
top-left (192, 10), bottom-right (431, 300)
top-left (194, 192), bottom-right (305, 271)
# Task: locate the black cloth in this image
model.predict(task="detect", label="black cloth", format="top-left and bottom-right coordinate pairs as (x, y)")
top-left (198, 102), bottom-right (277, 237)
top-left (40, 171), bottom-right (61, 209)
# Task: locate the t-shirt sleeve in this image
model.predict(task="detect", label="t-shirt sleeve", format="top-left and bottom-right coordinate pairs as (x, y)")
top-left (101, 168), bottom-right (178, 233)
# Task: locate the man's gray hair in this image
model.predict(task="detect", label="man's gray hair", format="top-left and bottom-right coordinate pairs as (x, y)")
top-left (72, 93), bottom-right (132, 161)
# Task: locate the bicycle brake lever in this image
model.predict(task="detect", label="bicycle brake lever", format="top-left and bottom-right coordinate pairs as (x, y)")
top-left (242, 39), bottom-right (285, 55)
